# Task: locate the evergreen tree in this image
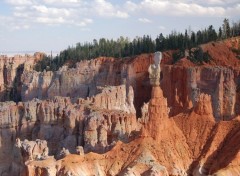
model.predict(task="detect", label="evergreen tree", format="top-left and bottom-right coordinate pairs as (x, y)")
top-left (190, 31), bottom-right (196, 48)
top-left (208, 25), bottom-right (217, 42)
top-left (218, 27), bottom-right (222, 39)
top-left (196, 30), bottom-right (203, 45)
top-left (223, 18), bottom-right (231, 38)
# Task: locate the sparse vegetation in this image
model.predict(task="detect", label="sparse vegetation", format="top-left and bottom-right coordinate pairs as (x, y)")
top-left (172, 49), bottom-right (185, 64)
top-left (188, 47), bottom-right (211, 64)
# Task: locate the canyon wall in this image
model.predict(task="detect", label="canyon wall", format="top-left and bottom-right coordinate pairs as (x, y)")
top-left (162, 66), bottom-right (238, 120)
top-left (20, 55), bottom-right (152, 117)
top-left (0, 53), bottom-right (44, 102)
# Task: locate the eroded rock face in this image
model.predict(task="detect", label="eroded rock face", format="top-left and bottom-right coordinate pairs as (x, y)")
top-left (87, 85), bottom-right (136, 114)
top-left (144, 86), bottom-right (169, 140)
top-left (174, 93), bottom-right (215, 161)
top-left (194, 93), bottom-right (213, 116)
top-left (162, 66), bottom-right (237, 120)
top-left (2, 50), bottom-right (239, 121)
top-left (19, 54), bottom-right (240, 121)
top-left (21, 55), bottom-right (153, 117)
top-left (26, 79), bottom-right (191, 176)
top-left (14, 138), bottom-right (49, 162)
top-left (8, 138), bottom-right (51, 176)
top-left (83, 110), bottom-right (137, 153)
top-left (0, 53), bottom-right (43, 102)
top-left (0, 85), bottom-right (137, 175)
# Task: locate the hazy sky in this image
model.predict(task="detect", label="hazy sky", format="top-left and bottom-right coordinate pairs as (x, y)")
top-left (0, 0), bottom-right (239, 54)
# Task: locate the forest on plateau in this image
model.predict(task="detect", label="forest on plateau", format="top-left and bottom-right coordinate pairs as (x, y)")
top-left (35, 18), bottom-right (240, 72)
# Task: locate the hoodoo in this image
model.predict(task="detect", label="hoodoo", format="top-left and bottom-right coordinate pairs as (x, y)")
top-left (145, 52), bottom-right (169, 140)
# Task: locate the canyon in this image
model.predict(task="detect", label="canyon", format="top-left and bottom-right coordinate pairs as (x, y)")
top-left (0, 37), bottom-right (240, 175)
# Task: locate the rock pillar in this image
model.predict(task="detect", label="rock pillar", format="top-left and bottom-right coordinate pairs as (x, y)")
top-left (145, 52), bottom-right (169, 140)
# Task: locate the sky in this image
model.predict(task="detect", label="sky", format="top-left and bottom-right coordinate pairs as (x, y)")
top-left (0, 0), bottom-right (239, 55)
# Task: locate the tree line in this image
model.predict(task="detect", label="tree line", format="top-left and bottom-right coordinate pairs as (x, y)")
top-left (35, 18), bottom-right (240, 72)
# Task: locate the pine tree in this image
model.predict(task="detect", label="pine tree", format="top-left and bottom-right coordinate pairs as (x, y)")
top-left (218, 27), bottom-right (222, 39)
top-left (208, 25), bottom-right (217, 42)
top-left (223, 18), bottom-right (231, 38)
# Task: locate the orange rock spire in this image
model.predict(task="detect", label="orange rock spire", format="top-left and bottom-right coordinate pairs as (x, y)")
top-left (145, 52), bottom-right (169, 140)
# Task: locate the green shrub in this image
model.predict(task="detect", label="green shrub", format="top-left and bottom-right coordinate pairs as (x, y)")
top-left (188, 47), bottom-right (211, 64)
top-left (172, 49), bottom-right (185, 64)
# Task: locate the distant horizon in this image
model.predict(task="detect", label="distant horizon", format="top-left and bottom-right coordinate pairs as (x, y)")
top-left (0, 51), bottom-right (59, 57)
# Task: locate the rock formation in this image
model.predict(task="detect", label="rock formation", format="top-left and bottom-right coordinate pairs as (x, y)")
top-left (161, 66), bottom-right (237, 120)
top-left (0, 84), bottom-right (138, 175)
top-left (148, 51), bottom-right (161, 86)
top-left (144, 52), bottom-right (169, 139)
top-left (19, 55), bottom-right (152, 117)
top-left (0, 38), bottom-right (240, 175)
top-left (0, 53), bottom-right (44, 102)
top-left (14, 138), bottom-right (50, 162)
top-left (16, 48), bottom-right (240, 120)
